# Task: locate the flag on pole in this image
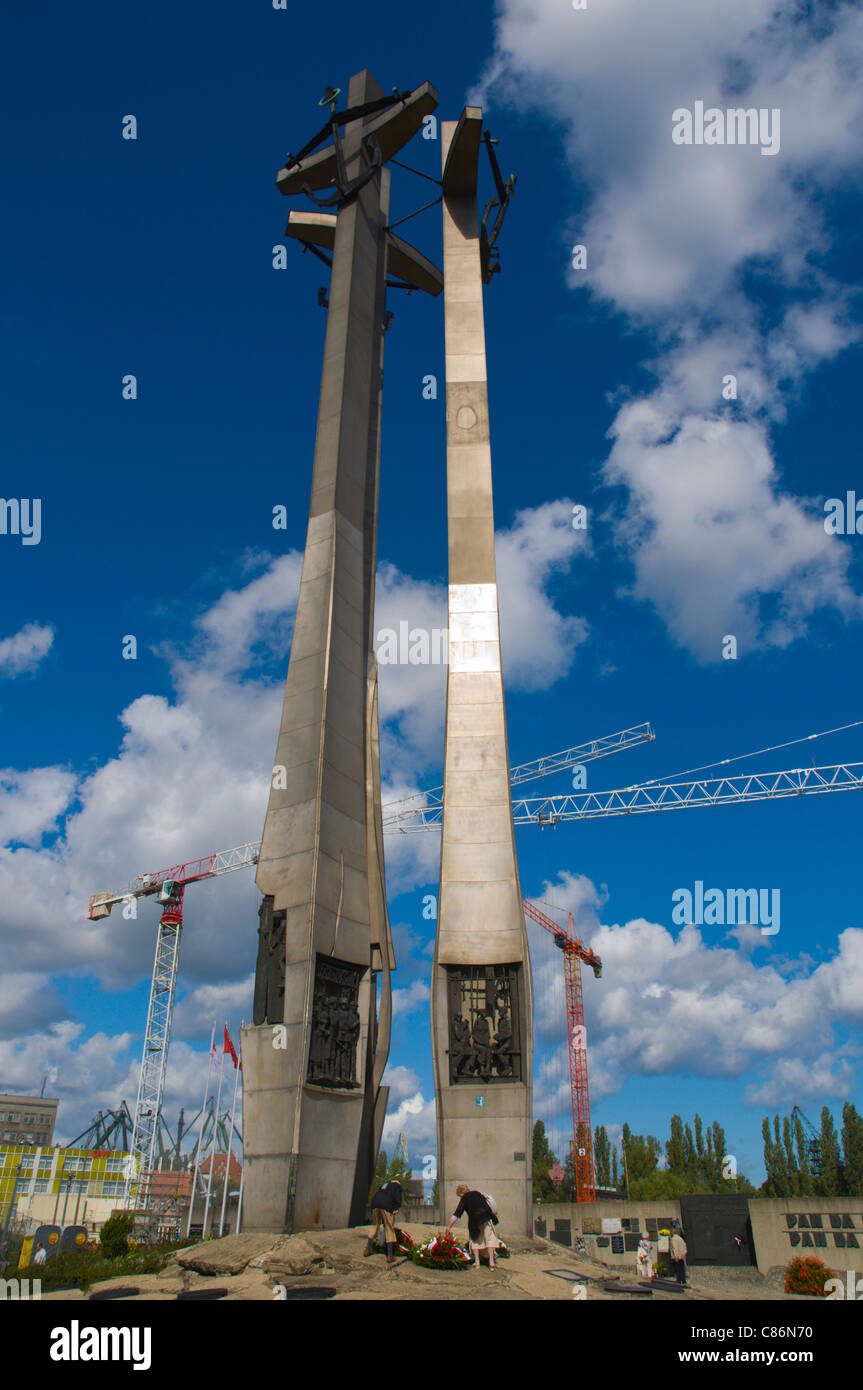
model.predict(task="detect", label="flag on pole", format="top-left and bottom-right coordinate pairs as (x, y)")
top-left (224, 1024), bottom-right (240, 1070)
top-left (211, 1029), bottom-right (220, 1066)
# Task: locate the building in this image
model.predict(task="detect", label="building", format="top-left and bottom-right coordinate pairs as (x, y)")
top-left (0, 1145), bottom-right (135, 1233)
top-left (0, 1093), bottom-right (58, 1147)
top-left (200, 1151), bottom-right (242, 1185)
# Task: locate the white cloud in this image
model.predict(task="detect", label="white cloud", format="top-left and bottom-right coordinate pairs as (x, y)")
top-left (477, 0), bottom-right (863, 659)
top-left (392, 979), bottom-right (431, 1020)
top-left (380, 1088), bottom-right (437, 1162)
top-left (0, 622), bottom-right (54, 679)
top-left (0, 767), bottom-right (77, 847)
top-left (172, 978), bottom-right (254, 1042)
top-left (382, 1064), bottom-right (422, 1104)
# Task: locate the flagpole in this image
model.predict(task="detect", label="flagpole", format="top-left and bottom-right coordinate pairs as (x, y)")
top-left (219, 1028), bottom-right (241, 1236)
top-left (235, 1025), bottom-right (245, 1234)
top-left (202, 1022), bottom-right (226, 1238)
top-left (186, 1021), bottom-right (216, 1238)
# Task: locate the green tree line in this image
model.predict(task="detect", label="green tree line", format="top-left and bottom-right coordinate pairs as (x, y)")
top-left (761, 1103), bottom-right (863, 1197)
top-left (532, 1101), bottom-right (863, 1201)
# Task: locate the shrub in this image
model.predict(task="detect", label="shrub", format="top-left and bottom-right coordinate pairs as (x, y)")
top-left (784, 1255), bottom-right (833, 1297)
top-left (99, 1212), bottom-right (135, 1259)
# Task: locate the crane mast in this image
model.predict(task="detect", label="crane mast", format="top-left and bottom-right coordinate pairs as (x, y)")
top-left (524, 898), bottom-right (602, 1203)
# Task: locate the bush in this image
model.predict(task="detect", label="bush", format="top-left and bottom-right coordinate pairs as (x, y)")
top-left (99, 1212), bottom-right (135, 1259)
top-left (37, 1237), bottom-right (196, 1291)
top-left (784, 1255), bottom-right (833, 1297)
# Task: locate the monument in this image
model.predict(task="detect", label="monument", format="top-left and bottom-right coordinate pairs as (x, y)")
top-left (241, 72), bottom-right (442, 1232)
top-left (430, 109), bottom-right (534, 1236)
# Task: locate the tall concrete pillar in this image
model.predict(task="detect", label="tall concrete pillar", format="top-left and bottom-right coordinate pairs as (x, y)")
top-left (431, 110), bottom-right (533, 1237)
top-left (241, 73), bottom-right (439, 1233)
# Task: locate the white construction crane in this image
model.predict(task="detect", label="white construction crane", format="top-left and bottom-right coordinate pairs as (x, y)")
top-left (89, 844), bottom-right (260, 1209)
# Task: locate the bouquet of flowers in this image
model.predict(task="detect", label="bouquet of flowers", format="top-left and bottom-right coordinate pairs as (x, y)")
top-left (410, 1231), bottom-right (472, 1270)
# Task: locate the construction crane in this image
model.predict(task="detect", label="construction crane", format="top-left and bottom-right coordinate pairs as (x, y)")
top-left (88, 843), bottom-right (260, 1208)
top-left (87, 727), bottom-right (650, 1207)
top-left (524, 898), bottom-right (602, 1203)
top-left (390, 762), bottom-right (863, 831)
top-left (791, 1106), bottom-right (823, 1177)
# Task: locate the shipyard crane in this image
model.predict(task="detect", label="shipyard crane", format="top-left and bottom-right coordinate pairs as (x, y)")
top-left (524, 898), bottom-right (602, 1203)
top-left (790, 1105), bottom-right (823, 1177)
top-left (87, 728), bottom-right (648, 1209)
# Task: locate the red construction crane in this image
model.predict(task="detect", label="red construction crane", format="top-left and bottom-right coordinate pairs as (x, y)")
top-left (523, 897), bottom-right (602, 1203)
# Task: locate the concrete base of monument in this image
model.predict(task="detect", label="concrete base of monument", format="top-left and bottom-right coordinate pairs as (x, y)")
top-left (39, 1228), bottom-right (820, 1302)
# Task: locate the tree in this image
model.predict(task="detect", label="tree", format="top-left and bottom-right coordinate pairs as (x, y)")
top-left (532, 1120), bottom-right (558, 1201)
top-left (782, 1115), bottom-right (801, 1197)
top-left (100, 1211), bottom-right (134, 1259)
top-left (710, 1121), bottom-right (727, 1187)
top-left (594, 1125), bottom-right (611, 1187)
top-left (841, 1103), bottom-right (863, 1196)
top-left (621, 1124), bottom-right (661, 1189)
top-left (666, 1115), bottom-right (686, 1177)
top-left (611, 1146), bottom-right (619, 1189)
top-left (694, 1113), bottom-right (705, 1168)
top-left (818, 1106), bottom-right (842, 1198)
top-left (683, 1122), bottom-right (696, 1174)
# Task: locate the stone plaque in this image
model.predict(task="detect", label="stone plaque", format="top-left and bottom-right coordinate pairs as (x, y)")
top-left (306, 956), bottom-right (364, 1089)
top-left (445, 964), bottom-right (522, 1084)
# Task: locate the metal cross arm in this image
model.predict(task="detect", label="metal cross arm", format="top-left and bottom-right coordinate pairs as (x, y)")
top-left (276, 80), bottom-right (438, 198)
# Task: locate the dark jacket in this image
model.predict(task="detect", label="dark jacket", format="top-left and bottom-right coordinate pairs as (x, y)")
top-left (453, 1190), bottom-right (494, 1242)
top-left (371, 1181), bottom-right (402, 1214)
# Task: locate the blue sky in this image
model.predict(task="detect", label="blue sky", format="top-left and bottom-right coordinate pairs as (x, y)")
top-left (2, 0), bottom-right (863, 1189)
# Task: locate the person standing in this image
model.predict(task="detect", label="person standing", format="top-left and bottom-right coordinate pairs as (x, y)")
top-left (669, 1227), bottom-right (688, 1285)
top-left (636, 1235), bottom-right (652, 1279)
top-left (447, 1185), bottom-right (499, 1271)
top-left (33, 1242), bottom-right (47, 1266)
top-left (364, 1179), bottom-right (403, 1264)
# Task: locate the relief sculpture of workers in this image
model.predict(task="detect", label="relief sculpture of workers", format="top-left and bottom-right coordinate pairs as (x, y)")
top-left (492, 1008), bottom-right (513, 1077)
top-left (335, 1000), bottom-right (360, 1086)
top-left (307, 994), bottom-right (329, 1082)
top-left (472, 1011), bottom-right (492, 1078)
top-left (450, 1010), bottom-right (474, 1080)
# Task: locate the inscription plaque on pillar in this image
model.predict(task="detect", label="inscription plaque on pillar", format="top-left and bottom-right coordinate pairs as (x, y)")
top-left (446, 964), bottom-right (522, 1084)
top-left (307, 956), bottom-right (363, 1089)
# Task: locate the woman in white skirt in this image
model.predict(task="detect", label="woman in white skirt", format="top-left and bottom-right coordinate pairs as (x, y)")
top-left (446, 1184), bottom-right (500, 1270)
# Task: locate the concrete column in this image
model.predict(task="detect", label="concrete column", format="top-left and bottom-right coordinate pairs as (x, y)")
top-left (242, 70), bottom-right (396, 1233)
top-left (432, 111), bottom-right (534, 1237)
